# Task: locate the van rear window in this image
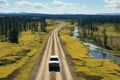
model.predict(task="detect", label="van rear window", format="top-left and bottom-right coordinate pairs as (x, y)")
top-left (50, 58), bottom-right (58, 61)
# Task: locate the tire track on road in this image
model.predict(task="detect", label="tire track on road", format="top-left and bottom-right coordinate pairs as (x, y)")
top-left (55, 24), bottom-right (73, 80)
top-left (35, 32), bottom-right (53, 80)
top-left (34, 23), bottom-right (73, 80)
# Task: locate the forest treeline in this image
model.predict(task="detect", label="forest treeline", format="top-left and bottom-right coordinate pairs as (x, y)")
top-left (76, 15), bottom-right (120, 50)
top-left (1, 14), bottom-right (120, 49)
top-left (0, 16), bottom-right (46, 43)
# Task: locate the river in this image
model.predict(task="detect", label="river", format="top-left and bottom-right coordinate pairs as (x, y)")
top-left (73, 26), bottom-right (120, 64)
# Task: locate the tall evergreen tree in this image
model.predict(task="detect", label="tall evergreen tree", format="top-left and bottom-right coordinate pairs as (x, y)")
top-left (103, 28), bottom-right (107, 47)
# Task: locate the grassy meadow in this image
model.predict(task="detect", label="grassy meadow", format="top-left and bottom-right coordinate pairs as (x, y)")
top-left (0, 21), bottom-right (58, 80)
top-left (59, 23), bottom-right (120, 80)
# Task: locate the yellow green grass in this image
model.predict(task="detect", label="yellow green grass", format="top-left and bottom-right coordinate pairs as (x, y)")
top-left (94, 24), bottom-right (120, 36)
top-left (0, 22), bottom-right (58, 80)
top-left (93, 24), bottom-right (120, 55)
top-left (59, 23), bottom-right (120, 80)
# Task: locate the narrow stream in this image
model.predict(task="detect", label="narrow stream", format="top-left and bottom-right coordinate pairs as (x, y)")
top-left (73, 26), bottom-right (120, 64)
top-left (73, 26), bottom-right (79, 39)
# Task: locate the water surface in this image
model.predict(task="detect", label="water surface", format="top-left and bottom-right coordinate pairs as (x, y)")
top-left (73, 26), bottom-right (120, 64)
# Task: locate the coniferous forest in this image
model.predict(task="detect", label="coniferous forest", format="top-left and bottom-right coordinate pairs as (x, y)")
top-left (76, 15), bottom-right (120, 55)
top-left (0, 16), bottom-right (46, 43)
top-left (1, 15), bottom-right (120, 46)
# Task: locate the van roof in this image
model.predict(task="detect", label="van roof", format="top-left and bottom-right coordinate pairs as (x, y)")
top-left (50, 55), bottom-right (58, 58)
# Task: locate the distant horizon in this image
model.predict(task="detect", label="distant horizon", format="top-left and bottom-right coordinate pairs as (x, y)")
top-left (0, 0), bottom-right (120, 14)
top-left (0, 12), bottom-right (120, 15)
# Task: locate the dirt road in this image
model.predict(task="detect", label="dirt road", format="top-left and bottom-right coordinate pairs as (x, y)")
top-left (34, 23), bottom-right (73, 80)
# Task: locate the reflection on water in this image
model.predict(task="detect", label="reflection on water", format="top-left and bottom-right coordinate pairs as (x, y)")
top-left (73, 26), bottom-right (120, 64)
top-left (89, 49), bottom-right (120, 64)
top-left (89, 49), bottom-right (111, 59)
top-left (73, 26), bottom-right (79, 39)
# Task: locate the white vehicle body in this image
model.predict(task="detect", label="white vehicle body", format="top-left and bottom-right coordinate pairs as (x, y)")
top-left (49, 55), bottom-right (60, 71)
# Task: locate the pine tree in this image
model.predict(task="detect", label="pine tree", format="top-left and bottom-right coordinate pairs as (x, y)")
top-left (41, 18), bottom-right (46, 32)
top-left (103, 28), bottom-right (107, 47)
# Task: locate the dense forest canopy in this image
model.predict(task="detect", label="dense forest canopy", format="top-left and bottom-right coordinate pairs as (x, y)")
top-left (76, 15), bottom-right (120, 51)
top-left (0, 14), bottom-right (120, 44)
top-left (0, 16), bottom-right (46, 43)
